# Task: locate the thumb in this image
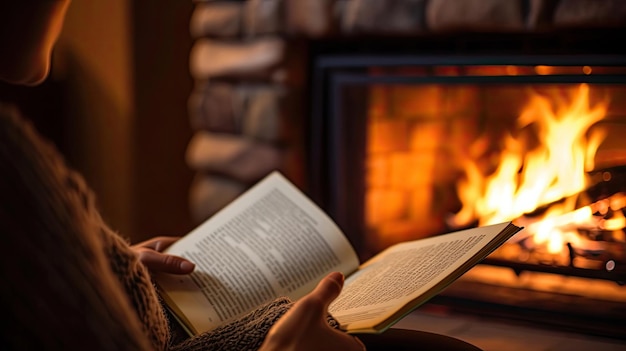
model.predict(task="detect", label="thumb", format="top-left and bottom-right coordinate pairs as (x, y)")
top-left (297, 272), bottom-right (345, 325)
top-left (314, 272), bottom-right (345, 309)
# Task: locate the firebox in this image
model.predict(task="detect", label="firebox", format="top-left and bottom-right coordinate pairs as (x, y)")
top-left (307, 32), bottom-right (626, 339)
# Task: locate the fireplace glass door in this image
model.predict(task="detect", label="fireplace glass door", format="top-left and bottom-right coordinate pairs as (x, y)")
top-left (308, 56), bottom-right (626, 337)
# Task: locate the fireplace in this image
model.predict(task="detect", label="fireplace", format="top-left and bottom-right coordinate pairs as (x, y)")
top-left (185, 0), bottom-right (626, 343)
top-left (306, 32), bottom-right (626, 339)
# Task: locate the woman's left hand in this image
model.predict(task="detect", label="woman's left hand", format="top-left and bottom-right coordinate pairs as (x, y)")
top-left (131, 236), bottom-right (195, 274)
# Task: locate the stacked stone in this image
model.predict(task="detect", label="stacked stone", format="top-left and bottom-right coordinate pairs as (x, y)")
top-left (186, 0), bottom-right (626, 224)
top-left (186, 0), bottom-right (288, 223)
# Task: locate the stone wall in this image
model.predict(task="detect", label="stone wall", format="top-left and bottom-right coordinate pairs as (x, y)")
top-left (185, 0), bottom-right (626, 224)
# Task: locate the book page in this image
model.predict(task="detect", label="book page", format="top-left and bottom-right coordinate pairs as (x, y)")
top-left (328, 222), bottom-right (521, 333)
top-left (156, 172), bottom-right (360, 334)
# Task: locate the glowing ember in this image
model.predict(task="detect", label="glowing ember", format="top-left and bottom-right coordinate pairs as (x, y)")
top-left (449, 83), bottom-right (616, 254)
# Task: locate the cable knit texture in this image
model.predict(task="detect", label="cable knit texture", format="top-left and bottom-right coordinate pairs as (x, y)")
top-left (0, 103), bottom-right (151, 350)
top-left (0, 103), bottom-right (341, 350)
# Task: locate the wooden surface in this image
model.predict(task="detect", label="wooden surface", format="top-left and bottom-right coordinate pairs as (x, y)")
top-left (393, 308), bottom-right (626, 351)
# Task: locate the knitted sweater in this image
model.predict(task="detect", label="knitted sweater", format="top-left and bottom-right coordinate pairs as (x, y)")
top-left (0, 103), bottom-right (297, 350)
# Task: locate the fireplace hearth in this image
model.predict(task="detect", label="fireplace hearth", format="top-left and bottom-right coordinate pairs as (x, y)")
top-left (306, 46), bottom-right (626, 339)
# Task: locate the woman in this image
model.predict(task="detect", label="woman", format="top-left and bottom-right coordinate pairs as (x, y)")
top-left (0, 1), bottom-right (364, 350)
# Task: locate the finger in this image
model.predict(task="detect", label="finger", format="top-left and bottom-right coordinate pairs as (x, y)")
top-left (137, 249), bottom-right (195, 274)
top-left (356, 337), bottom-right (366, 350)
top-left (134, 236), bottom-right (182, 252)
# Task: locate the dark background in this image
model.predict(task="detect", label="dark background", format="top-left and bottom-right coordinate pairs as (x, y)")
top-left (0, 1), bottom-right (196, 242)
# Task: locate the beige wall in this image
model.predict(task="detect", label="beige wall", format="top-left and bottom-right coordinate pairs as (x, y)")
top-left (54, 0), bottom-right (135, 237)
top-left (52, 1), bottom-right (195, 241)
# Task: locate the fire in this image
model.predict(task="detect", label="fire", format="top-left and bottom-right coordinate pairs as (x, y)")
top-left (449, 83), bottom-right (611, 253)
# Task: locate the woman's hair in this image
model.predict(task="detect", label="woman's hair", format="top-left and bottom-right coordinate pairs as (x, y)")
top-left (0, 103), bottom-right (152, 350)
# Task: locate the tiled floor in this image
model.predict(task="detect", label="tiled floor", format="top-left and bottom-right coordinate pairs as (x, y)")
top-left (393, 309), bottom-right (626, 351)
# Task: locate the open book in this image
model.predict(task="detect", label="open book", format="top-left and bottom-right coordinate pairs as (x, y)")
top-left (155, 171), bottom-right (523, 335)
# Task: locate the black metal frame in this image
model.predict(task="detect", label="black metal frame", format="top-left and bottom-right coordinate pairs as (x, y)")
top-left (309, 52), bottom-right (626, 257)
top-left (305, 30), bottom-right (626, 340)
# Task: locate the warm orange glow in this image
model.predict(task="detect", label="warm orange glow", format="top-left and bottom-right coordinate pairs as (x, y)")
top-left (535, 65), bottom-right (554, 75)
top-left (365, 85), bottom-right (452, 249)
top-left (506, 66), bottom-right (518, 75)
top-left (450, 84), bottom-right (611, 253)
top-left (364, 81), bottom-right (625, 255)
top-left (603, 193), bottom-right (626, 230)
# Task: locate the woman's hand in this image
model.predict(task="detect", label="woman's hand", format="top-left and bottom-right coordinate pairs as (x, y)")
top-left (131, 236), bottom-right (195, 274)
top-left (260, 272), bottom-right (366, 351)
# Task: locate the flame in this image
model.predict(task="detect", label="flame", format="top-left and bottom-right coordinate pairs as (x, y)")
top-left (449, 84), bottom-right (610, 253)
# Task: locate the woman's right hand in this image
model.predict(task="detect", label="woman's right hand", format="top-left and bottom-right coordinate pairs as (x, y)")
top-left (259, 272), bottom-right (366, 351)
